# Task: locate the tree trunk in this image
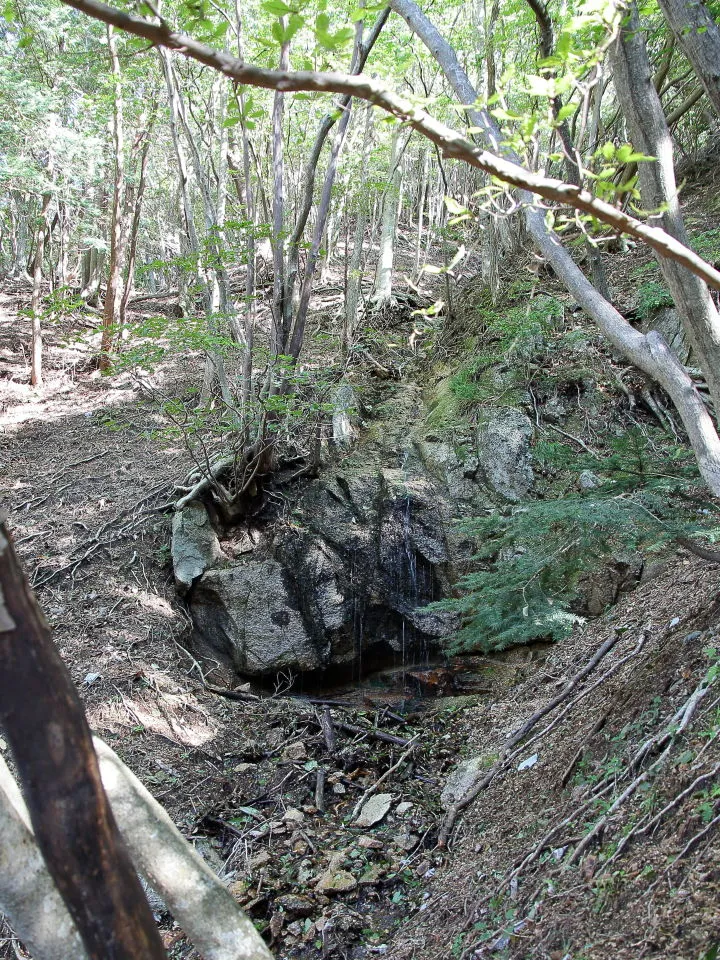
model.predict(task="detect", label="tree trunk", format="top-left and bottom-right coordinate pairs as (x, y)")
top-left (271, 30), bottom-right (290, 357)
top-left (657, 0), bottom-right (720, 118)
top-left (0, 523), bottom-right (168, 960)
top-left (388, 0), bottom-right (720, 495)
top-left (100, 25), bottom-right (126, 372)
top-left (119, 125), bottom-right (152, 328)
top-left (345, 103), bottom-right (373, 346)
top-left (30, 191), bottom-right (51, 387)
top-left (609, 3), bottom-right (720, 418)
top-left (373, 129), bottom-right (403, 305)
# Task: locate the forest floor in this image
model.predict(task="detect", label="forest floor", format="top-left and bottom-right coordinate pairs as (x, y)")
top-left (2, 204), bottom-right (720, 959)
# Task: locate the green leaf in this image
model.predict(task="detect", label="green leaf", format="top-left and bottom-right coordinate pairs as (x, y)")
top-left (283, 13), bottom-right (305, 42)
top-left (262, 0), bottom-right (292, 13)
top-left (556, 103), bottom-right (576, 122)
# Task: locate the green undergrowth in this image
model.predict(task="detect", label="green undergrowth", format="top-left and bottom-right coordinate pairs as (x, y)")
top-left (427, 291), bottom-right (566, 431)
top-left (430, 429), bottom-right (720, 655)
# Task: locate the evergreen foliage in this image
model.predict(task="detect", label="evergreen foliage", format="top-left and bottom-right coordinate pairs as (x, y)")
top-left (433, 429), bottom-right (720, 655)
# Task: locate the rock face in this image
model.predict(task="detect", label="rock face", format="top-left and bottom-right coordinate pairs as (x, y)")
top-left (476, 408), bottom-right (534, 501)
top-left (173, 401), bottom-right (535, 678)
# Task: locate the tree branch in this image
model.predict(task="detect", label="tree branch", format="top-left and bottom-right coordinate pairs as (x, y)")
top-left (58, 0), bottom-right (720, 293)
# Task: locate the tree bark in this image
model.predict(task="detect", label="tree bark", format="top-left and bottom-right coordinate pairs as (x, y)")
top-left (609, 3), bottom-right (720, 417)
top-left (0, 756), bottom-right (88, 960)
top-left (94, 738), bottom-right (272, 960)
top-left (657, 0), bottom-right (720, 118)
top-left (373, 128), bottom-right (403, 304)
top-left (30, 190), bottom-right (51, 387)
top-left (0, 522), bottom-right (167, 960)
top-left (119, 121), bottom-right (153, 327)
top-left (100, 24), bottom-right (126, 371)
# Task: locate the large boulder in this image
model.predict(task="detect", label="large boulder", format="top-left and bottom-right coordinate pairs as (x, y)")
top-left (191, 559), bottom-right (324, 675)
top-left (173, 402), bottom-right (535, 677)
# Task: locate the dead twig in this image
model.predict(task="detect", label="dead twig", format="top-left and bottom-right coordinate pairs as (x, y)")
top-left (351, 735), bottom-right (420, 820)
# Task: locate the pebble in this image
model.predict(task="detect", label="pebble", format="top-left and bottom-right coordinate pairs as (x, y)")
top-left (358, 835), bottom-right (384, 850)
top-left (276, 894), bottom-right (314, 916)
top-left (316, 870), bottom-right (357, 894)
top-left (283, 807), bottom-right (305, 823)
top-left (395, 801), bottom-right (413, 816)
top-left (684, 631), bottom-right (702, 644)
top-left (248, 850), bottom-right (271, 869)
top-left (283, 741), bottom-right (308, 761)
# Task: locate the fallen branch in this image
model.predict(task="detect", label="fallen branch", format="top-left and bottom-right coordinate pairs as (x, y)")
top-left (569, 673), bottom-right (715, 865)
top-left (94, 737), bottom-right (272, 960)
top-left (334, 719), bottom-right (413, 747)
top-left (437, 630), bottom-right (630, 848)
top-left (601, 759), bottom-right (720, 870)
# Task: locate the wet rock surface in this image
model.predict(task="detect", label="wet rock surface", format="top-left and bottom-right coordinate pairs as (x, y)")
top-left (173, 396), bottom-right (535, 678)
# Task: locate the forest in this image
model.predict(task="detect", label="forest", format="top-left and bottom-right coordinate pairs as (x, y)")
top-left (1, 0), bottom-right (720, 956)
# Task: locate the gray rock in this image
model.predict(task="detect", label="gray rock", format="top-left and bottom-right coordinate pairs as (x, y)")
top-left (477, 408), bottom-right (534, 501)
top-left (191, 560), bottom-right (323, 675)
top-left (332, 384), bottom-right (357, 450)
top-left (579, 470), bottom-right (601, 490)
top-left (354, 793), bottom-right (393, 828)
top-left (172, 502), bottom-right (226, 594)
top-left (642, 307), bottom-right (689, 365)
top-left (316, 869), bottom-right (357, 894)
top-left (441, 757), bottom-right (486, 810)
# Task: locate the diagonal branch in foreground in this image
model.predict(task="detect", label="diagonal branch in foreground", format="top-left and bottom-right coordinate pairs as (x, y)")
top-left (59, 0), bottom-right (720, 293)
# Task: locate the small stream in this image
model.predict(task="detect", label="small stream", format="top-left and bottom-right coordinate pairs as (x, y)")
top-left (287, 644), bottom-right (553, 712)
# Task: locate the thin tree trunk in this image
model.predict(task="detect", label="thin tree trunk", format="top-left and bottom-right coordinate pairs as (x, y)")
top-left (119, 123), bottom-right (153, 327)
top-left (389, 0), bottom-right (720, 494)
top-left (100, 25), bottom-right (126, 371)
top-left (373, 129), bottom-right (403, 305)
top-left (657, 0), bottom-right (720, 117)
top-left (345, 102), bottom-right (373, 346)
top-left (271, 29), bottom-right (290, 357)
top-left (160, 48), bottom-right (234, 406)
top-left (609, 3), bottom-right (720, 418)
top-left (30, 191), bottom-right (51, 387)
